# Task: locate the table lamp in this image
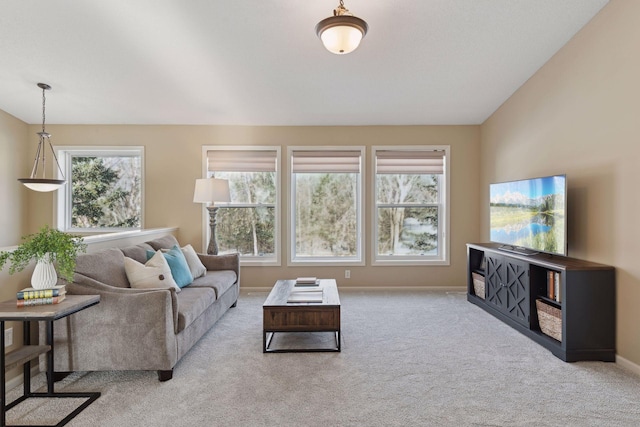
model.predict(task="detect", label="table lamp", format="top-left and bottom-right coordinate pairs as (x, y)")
top-left (193, 178), bottom-right (231, 255)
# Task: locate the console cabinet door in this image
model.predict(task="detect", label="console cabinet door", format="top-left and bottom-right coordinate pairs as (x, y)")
top-left (503, 258), bottom-right (529, 327)
top-left (484, 254), bottom-right (530, 327)
top-left (485, 254), bottom-right (505, 312)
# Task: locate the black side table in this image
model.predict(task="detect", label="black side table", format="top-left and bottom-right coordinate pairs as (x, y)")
top-left (0, 294), bottom-right (100, 427)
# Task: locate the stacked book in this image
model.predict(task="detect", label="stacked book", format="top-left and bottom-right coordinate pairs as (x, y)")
top-left (288, 277), bottom-right (323, 303)
top-left (294, 277), bottom-right (320, 287)
top-left (16, 285), bottom-right (66, 307)
top-left (287, 288), bottom-right (323, 303)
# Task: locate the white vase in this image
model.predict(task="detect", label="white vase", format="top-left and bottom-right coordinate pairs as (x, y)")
top-left (31, 255), bottom-right (58, 289)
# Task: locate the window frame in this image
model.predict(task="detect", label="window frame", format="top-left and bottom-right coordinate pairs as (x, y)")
top-left (55, 146), bottom-right (145, 233)
top-left (371, 145), bottom-right (450, 266)
top-left (288, 146), bottom-right (365, 267)
top-left (202, 145), bottom-right (281, 267)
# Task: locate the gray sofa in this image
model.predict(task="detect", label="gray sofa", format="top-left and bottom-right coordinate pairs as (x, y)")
top-left (46, 235), bottom-right (239, 381)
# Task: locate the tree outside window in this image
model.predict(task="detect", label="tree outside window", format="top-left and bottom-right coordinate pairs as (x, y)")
top-left (377, 174), bottom-right (439, 256)
top-left (290, 148), bottom-right (363, 263)
top-left (373, 147), bottom-right (449, 264)
top-left (71, 156), bottom-right (141, 228)
top-left (294, 173), bottom-right (358, 258)
top-left (213, 171), bottom-right (276, 257)
top-left (56, 148), bottom-right (143, 231)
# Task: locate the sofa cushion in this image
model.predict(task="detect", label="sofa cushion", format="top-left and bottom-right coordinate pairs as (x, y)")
top-left (124, 251), bottom-right (181, 292)
top-left (146, 235), bottom-right (180, 251)
top-left (74, 248), bottom-right (130, 288)
top-left (148, 246), bottom-right (193, 288)
top-left (179, 244), bottom-right (207, 279)
top-left (120, 243), bottom-right (154, 264)
top-left (175, 287), bottom-right (216, 332)
top-left (189, 270), bottom-right (237, 299)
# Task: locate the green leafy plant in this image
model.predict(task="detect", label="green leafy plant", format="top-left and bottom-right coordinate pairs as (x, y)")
top-left (0, 225), bottom-right (87, 281)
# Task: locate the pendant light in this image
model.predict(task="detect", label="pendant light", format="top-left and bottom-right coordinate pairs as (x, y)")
top-left (18, 83), bottom-right (66, 192)
top-left (315, 0), bottom-right (368, 55)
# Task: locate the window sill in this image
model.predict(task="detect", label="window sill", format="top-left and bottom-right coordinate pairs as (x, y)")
top-left (288, 260), bottom-right (366, 267)
top-left (240, 258), bottom-right (281, 267)
top-left (372, 259), bottom-right (450, 267)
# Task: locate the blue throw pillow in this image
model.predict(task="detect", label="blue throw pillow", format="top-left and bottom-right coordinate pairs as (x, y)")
top-left (146, 245), bottom-right (193, 288)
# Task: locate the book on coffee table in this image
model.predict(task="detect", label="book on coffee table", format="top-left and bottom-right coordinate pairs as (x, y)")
top-left (287, 290), bottom-right (323, 303)
top-left (295, 277), bottom-right (320, 286)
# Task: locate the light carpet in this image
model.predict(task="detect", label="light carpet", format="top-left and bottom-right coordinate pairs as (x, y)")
top-left (6, 290), bottom-right (640, 426)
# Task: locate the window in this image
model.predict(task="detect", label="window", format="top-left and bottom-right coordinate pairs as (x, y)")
top-left (289, 148), bottom-right (364, 264)
top-left (205, 147), bottom-right (280, 265)
top-left (373, 146), bottom-right (449, 265)
top-left (56, 147), bottom-right (144, 232)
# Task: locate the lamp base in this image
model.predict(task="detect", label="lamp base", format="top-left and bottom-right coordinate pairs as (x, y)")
top-left (206, 206), bottom-right (220, 255)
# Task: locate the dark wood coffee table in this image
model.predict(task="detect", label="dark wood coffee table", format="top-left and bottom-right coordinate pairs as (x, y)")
top-left (263, 279), bottom-right (340, 353)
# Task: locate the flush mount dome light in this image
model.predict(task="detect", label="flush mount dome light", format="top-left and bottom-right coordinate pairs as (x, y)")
top-left (18, 83), bottom-right (66, 192)
top-left (315, 0), bottom-right (368, 55)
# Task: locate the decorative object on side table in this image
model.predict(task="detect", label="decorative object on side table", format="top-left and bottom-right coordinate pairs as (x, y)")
top-left (16, 284), bottom-right (66, 307)
top-left (0, 225), bottom-right (86, 289)
top-left (193, 178), bottom-right (231, 255)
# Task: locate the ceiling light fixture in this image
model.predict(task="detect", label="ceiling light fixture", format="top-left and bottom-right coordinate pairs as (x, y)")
top-left (18, 83), bottom-right (66, 192)
top-left (315, 0), bottom-right (368, 55)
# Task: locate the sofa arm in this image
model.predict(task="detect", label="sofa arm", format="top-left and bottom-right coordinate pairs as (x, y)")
top-left (198, 253), bottom-right (240, 282)
top-left (48, 274), bottom-right (181, 373)
top-left (63, 274), bottom-right (179, 333)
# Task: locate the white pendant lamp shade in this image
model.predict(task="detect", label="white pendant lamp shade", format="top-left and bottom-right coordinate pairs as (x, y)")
top-left (21, 179), bottom-right (66, 192)
top-left (316, 1), bottom-right (368, 55)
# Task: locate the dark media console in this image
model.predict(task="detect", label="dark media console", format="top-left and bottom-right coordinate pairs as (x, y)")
top-left (467, 242), bottom-right (616, 362)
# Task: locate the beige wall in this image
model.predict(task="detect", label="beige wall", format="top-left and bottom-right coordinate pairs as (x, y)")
top-left (0, 109), bottom-right (30, 363)
top-left (481, 0), bottom-right (640, 365)
top-left (0, 109), bottom-right (29, 246)
top-left (23, 124), bottom-right (481, 289)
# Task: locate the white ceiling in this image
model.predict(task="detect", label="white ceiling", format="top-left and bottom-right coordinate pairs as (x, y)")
top-left (0, 0), bottom-right (608, 126)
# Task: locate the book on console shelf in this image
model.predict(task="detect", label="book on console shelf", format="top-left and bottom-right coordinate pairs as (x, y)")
top-left (287, 290), bottom-right (323, 303)
top-left (17, 285), bottom-right (66, 300)
top-left (16, 294), bottom-right (66, 307)
top-left (546, 271), bottom-right (562, 304)
top-left (295, 277), bottom-right (320, 286)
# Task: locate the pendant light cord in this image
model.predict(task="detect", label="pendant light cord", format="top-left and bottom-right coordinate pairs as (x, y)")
top-left (42, 85), bottom-right (47, 134)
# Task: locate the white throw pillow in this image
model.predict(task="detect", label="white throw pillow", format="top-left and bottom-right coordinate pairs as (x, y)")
top-left (124, 251), bottom-right (181, 292)
top-left (175, 244), bottom-right (207, 279)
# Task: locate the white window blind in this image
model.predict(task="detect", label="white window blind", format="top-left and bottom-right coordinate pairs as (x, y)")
top-left (208, 150), bottom-right (277, 172)
top-left (376, 150), bottom-right (445, 174)
top-left (292, 150), bottom-right (361, 173)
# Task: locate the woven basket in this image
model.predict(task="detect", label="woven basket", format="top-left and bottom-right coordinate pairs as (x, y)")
top-left (472, 272), bottom-right (485, 300)
top-left (536, 299), bottom-right (562, 342)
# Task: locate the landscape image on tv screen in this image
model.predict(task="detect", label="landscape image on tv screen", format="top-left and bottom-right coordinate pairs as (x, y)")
top-left (490, 175), bottom-right (566, 256)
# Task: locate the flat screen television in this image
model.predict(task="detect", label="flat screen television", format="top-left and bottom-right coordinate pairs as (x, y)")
top-left (489, 174), bottom-right (567, 256)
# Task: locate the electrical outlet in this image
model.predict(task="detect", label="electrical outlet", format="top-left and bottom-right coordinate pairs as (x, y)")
top-left (4, 327), bottom-right (12, 347)
top-left (345, 270), bottom-right (351, 279)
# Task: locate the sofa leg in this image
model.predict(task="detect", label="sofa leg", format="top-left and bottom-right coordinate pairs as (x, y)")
top-left (158, 369), bottom-right (173, 382)
top-left (231, 300), bottom-right (238, 308)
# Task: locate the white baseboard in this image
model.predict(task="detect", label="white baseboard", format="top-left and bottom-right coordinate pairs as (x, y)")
top-left (616, 355), bottom-right (640, 376)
